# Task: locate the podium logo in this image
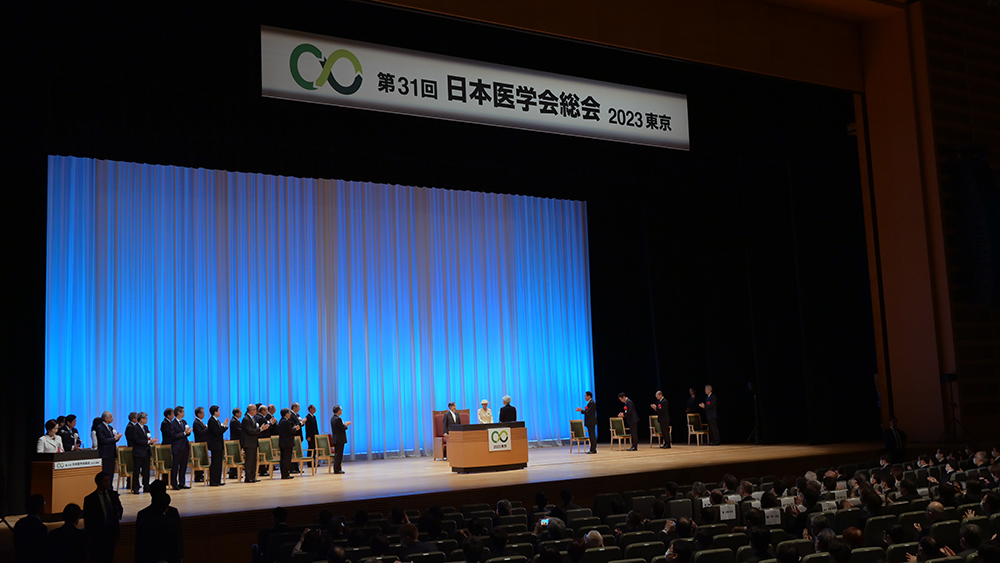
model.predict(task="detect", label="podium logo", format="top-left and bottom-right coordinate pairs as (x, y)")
top-left (289, 44), bottom-right (363, 95)
top-left (489, 428), bottom-right (511, 451)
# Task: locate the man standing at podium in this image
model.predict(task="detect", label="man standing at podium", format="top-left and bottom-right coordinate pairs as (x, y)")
top-left (499, 396), bottom-right (517, 422)
top-left (575, 391), bottom-right (598, 454)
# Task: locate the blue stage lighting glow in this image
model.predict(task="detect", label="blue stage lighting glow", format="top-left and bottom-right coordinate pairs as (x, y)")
top-left (45, 156), bottom-right (594, 457)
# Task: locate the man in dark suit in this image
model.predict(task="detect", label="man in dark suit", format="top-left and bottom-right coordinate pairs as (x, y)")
top-left (58, 414), bottom-right (81, 452)
top-left (883, 417), bottom-right (907, 463)
top-left (127, 411), bottom-right (156, 494)
top-left (83, 472), bottom-right (123, 563)
top-left (162, 406), bottom-right (192, 490)
top-left (575, 391), bottom-right (598, 454)
top-left (256, 404), bottom-right (272, 476)
top-left (135, 480), bottom-right (183, 563)
top-left (304, 404), bottom-right (319, 450)
top-left (499, 395), bottom-right (517, 422)
top-left (699, 385), bottom-right (720, 445)
top-left (94, 411), bottom-right (122, 478)
top-left (13, 494), bottom-right (47, 563)
top-left (617, 393), bottom-right (639, 451)
top-left (277, 408), bottom-right (301, 479)
top-left (46, 502), bottom-right (87, 563)
top-left (685, 388), bottom-right (700, 414)
top-left (330, 405), bottom-right (352, 474)
top-left (290, 402), bottom-right (304, 473)
top-left (192, 407), bottom-right (208, 482)
top-left (397, 523), bottom-right (436, 560)
top-left (443, 402), bottom-right (462, 435)
top-left (229, 407), bottom-right (242, 479)
top-left (651, 390), bottom-right (672, 449)
top-left (207, 405), bottom-right (228, 486)
top-left (242, 404), bottom-right (270, 483)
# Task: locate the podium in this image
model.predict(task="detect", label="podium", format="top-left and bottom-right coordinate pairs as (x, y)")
top-left (447, 422), bottom-right (528, 474)
top-left (31, 450), bottom-right (102, 514)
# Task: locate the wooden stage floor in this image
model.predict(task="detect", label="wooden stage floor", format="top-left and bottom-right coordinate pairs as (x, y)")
top-left (118, 441), bottom-right (883, 523)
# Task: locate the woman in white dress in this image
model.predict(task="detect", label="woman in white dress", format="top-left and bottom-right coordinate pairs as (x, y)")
top-left (37, 419), bottom-right (65, 453)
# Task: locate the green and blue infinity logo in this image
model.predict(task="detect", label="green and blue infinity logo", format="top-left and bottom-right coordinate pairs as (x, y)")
top-left (289, 43), bottom-right (362, 95)
top-left (491, 430), bottom-right (509, 443)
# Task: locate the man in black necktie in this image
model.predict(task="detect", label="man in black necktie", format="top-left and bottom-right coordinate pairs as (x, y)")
top-left (83, 472), bottom-right (123, 563)
top-left (207, 405), bottom-right (228, 486)
top-left (883, 417), bottom-right (907, 463)
top-left (290, 402), bottom-right (304, 473)
top-left (699, 385), bottom-right (720, 445)
top-left (242, 404), bottom-right (270, 483)
top-left (192, 407), bottom-right (208, 482)
top-left (58, 413), bottom-right (81, 452)
top-left (575, 391), bottom-right (598, 453)
top-left (277, 408), bottom-right (301, 479)
top-left (330, 405), bottom-right (352, 474)
top-left (94, 411), bottom-right (122, 478)
top-left (618, 393), bottom-right (639, 451)
top-left (127, 411), bottom-right (157, 494)
top-left (304, 404), bottom-right (319, 450)
top-left (167, 406), bottom-right (192, 489)
top-left (443, 402), bottom-right (461, 435)
top-left (651, 390), bottom-right (672, 449)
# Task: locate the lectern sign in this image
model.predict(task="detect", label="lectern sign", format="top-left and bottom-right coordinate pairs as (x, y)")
top-left (54, 459), bottom-right (102, 470)
top-left (489, 427), bottom-right (512, 452)
top-left (261, 26), bottom-right (690, 150)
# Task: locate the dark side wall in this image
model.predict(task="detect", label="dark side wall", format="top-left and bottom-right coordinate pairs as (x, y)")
top-left (1, 0), bottom-right (878, 515)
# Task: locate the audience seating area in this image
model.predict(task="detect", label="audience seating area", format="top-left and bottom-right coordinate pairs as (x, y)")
top-left (253, 450), bottom-right (1000, 563)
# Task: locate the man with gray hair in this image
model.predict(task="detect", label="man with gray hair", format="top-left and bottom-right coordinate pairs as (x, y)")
top-left (584, 530), bottom-right (604, 548)
top-left (499, 395), bottom-right (517, 422)
top-left (95, 411), bottom-right (122, 478)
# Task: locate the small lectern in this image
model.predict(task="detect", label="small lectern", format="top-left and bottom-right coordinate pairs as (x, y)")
top-left (31, 450), bottom-right (102, 513)
top-left (447, 421), bottom-right (528, 473)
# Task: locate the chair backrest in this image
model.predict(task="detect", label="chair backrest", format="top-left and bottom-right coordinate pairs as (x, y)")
top-left (931, 520), bottom-right (961, 552)
top-left (224, 440), bottom-right (243, 463)
top-left (886, 542), bottom-right (918, 563)
top-left (692, 548), bottom-right (736, 563)
top-left (849, 547), bottom-right (886, 563)
top-left (433, 409), bottom-right (471, 438)
top-left (649, 416), bottom-right (662, 435)
top-left (801, 553), bottom-right (830, 563)
top-left (582, 546), bottom-right (622, 563)
top-left (315, 433), bottom-right (331, 455)
top-left (192, 442), bottom-right (209, 465)
top-left (624, 541), bottom-right (666, 563)
top-left (735, 545), bottom-right (755, 563)
top-left (409, 551), bottom-right (447, 563)
top-left (897, 511), bottom-right (929, 542)
top-left (485, 557), bottom-right (528, 563)
top-left (270, 435), bottom-right (280, 450)
top-left (618, 531), bottom-right (655, 550)
top-left (713, 533), bottom-right (750, 551)
top-left (154, 444), bottom-right (173, 466)
top-left (293, 436), bottom-right (303, 457)
top-left (117, 446), bottom-right (134, 470)
top-left (610, 417), bottom-right (627, 436)
top-left (259, 437), bottom-right (274, 455)
top-left (923, 558), bottom-right (964, 563)
top-left (571, 420), bottom-right (587, 439)
top-left (667, 499), bottom-right (693, 520)
top-left (632, 496), bottom-right (656, 518)
top-left (864, 515), bottom-right (897, 547)
top-left (777, 539), bottom-right (814, 557)
top-left (687, 413), bottom-right (704, 429)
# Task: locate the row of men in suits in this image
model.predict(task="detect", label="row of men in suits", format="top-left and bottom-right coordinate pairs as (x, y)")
top-left (237, 403), bottom-right (348, 482)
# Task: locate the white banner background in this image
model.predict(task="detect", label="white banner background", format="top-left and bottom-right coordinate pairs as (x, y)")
top-left (261, 26), bottom-right (689, 150)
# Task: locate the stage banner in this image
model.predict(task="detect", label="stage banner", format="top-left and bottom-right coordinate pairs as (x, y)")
top-left (261, 26), bottom-right (689, 150)
top-left (489, 427), bottom-right (512, 452)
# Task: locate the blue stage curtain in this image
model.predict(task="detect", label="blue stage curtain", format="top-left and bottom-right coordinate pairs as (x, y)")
top-left (45, 155), bottom-right (594, 458)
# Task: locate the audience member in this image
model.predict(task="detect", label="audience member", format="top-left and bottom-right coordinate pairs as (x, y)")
top-left (959, 523), bottom-right (984, 559)
top-left (744, 527), bottom-right (772, 563)
top-left (13, 494), bottom-right (47, 563)
top-left (83, 472), bottom-right (122, 563)
top-left (47, 502), bottom-right (86, 563)
top-left (135, 480), bottom-right (183, 563)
